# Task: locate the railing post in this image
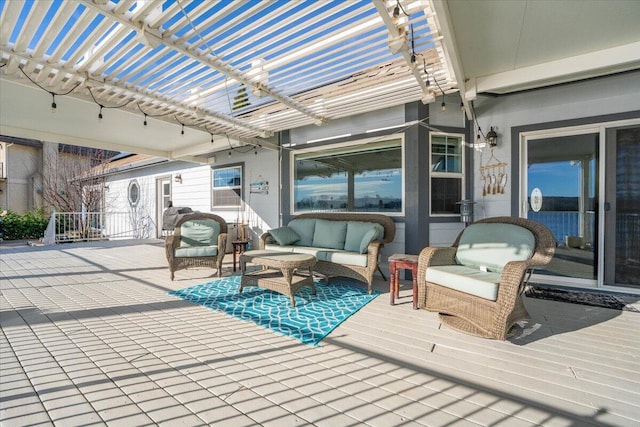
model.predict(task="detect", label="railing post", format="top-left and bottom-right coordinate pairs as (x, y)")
top-left (43, 211), bottom-right (56, 245)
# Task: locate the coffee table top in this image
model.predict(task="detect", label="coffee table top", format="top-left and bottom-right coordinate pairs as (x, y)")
top-left (240, 250), bottom-right (316, 270)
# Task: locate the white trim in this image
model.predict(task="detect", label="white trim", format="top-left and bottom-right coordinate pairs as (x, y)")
top-left (428, 131), bottom-right (466, 217)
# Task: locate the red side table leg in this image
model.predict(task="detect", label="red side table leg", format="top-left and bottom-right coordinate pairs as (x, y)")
top-left (389, 261), bottom-right (397, 305)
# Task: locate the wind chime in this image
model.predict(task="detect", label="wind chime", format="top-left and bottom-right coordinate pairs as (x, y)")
top-left (480, 150), bottom-right (508, 196)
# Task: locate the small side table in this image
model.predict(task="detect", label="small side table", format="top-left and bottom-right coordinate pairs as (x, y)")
top-left (232, 240), bottom-right (250, 272)
top-left (388, 253), bottom-right (419, 309)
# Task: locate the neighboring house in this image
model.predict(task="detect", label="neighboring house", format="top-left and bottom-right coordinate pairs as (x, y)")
top-left (97, 70), bottom-right (640, 293)
top-left (0, 136), bottom-right (118, 214)
top-left (0, 136), bottom-right (42, 213)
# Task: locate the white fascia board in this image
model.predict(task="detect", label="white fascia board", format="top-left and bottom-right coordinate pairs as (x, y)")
top-left (476, 41), bottom-right (640, 94)
top-left (429, 0), bottom-right (471, 118)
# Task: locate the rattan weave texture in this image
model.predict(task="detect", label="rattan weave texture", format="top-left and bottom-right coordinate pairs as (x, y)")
top-left (165, 212), bottom-right (228, 280)
top-left (416, 216), bottom-right (555, 340)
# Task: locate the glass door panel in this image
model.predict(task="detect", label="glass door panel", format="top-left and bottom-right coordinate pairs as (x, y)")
top-left (526, 134), bottom-right (599, 282)
top-left (605, 126), bottom-right (640, 288)
top-left (156, 177), bottom-right (171, 238)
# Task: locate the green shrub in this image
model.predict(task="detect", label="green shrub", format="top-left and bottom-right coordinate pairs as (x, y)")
top-left (0, 210), bottom-right (49, 240)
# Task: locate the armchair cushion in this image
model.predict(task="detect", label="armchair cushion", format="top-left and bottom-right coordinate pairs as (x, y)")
top-left (179, 219), bottom-right (221, 247)
top-left (269, 226), bottom-right (300, 246)
top-left (175, 245), bottom-right (219, 258)
top-left (455, 223), bottom-right (535, 272)
top-left (312, 219), bottom-right (347, 249)
top-left (425, 265), bottom-right (500, 301)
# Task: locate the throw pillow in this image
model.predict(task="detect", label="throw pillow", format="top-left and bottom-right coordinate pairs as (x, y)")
top-left (359, 228), bottom-right (380, 253)
top-left (344, 221), bottom-right (375, 252)
top-left (269, 226), bottom-right (300, 246)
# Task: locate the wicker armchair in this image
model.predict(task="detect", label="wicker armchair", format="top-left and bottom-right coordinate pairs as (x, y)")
top-left (417, 216), bottom-right (555, 340)
top-left (165, 213), bottom-right (228, 280)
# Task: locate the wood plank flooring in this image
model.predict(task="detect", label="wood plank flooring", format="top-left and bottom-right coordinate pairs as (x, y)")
top-left (1, 239), bottom-right (639, 426)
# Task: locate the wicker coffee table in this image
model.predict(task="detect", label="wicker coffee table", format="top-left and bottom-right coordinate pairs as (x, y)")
top-left (239, 250), bottom-right (317, 307)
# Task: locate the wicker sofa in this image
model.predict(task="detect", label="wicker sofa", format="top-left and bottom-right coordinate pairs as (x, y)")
top-left (417, 216), bottom-right (555, 340)
top-left (259, 213), bottom-right (396, 294)
top-left (165, 212), bottom-right (228, 280)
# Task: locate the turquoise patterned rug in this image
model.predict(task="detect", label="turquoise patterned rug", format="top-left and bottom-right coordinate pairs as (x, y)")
top-left (168, 276), bottom-right (379, 346)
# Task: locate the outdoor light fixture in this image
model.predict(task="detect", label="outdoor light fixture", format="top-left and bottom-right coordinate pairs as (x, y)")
top-left (457, 200), bottom-right (476, 226)
top-left (486, 127), bottom-right (498, 147)
top-left (174, 173), bottom-right (182, 184)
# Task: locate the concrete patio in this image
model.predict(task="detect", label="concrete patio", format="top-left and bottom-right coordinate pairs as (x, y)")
top-left (1, 239), bottom-right (639, 426)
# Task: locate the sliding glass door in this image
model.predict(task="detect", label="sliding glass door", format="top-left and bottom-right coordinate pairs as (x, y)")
top-left (524, 133), bottom-right (599, 285)
top-left (521, 119), bottom-right (640, 291)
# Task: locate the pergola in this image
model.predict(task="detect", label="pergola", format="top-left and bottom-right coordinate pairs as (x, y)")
top-left (1, 0), bottom-right (639, 161)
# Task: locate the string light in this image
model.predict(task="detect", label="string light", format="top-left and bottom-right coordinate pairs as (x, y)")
top-left (137, 103), bottom-right (171, 127)
top-left (19, 63), bottom-right (218, 136)
top-left (441, 96), bottom-right (446, 112)
top-left (88, 86), bottom-right (132, 120)
top-left (18, 65), bottom-right (80, 114)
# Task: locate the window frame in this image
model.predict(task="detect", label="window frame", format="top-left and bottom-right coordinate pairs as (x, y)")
top-left (429, 132), bottom-right (465, 217)
top-left (211, 163), bottom-right (243, 209)
top-left (290, 134), bottom-right (405, 216)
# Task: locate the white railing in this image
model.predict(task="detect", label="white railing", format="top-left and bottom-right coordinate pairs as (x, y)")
top-left (44, 211), bottom-right (156, 245)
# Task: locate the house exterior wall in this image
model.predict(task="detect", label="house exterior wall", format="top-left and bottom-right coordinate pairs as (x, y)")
top-left (103, 148), bottom-right (280, 248)
top-left (472, 70), bottom-right (640, 220)
top-left (98, 71), bottom-right (639, 285)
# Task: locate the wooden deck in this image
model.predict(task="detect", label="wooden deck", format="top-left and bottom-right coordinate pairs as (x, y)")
top-left (1, 239), bottom-right (639, 426)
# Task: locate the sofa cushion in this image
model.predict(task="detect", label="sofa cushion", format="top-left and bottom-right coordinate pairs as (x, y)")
top-left (175, 245), bottom-right (219, 257)
top-left (287, 218), bottom-right (316, 246)
top-left (455, 223), bottom-right (535, 272)
top-left (426, 265), bottom-right (500, 301)
top-left (179, 219), bottom-right (220, 247)
top-left (318, 250), bottom-right (368, 267)
top-left (312, 219), bottom-right (348, 250)
top-left (264, 245), bottom-right (368, 267)
top-left (344, 221), bottom-right (383, 253)
top-left (269, 226), bottom-right (300, 246)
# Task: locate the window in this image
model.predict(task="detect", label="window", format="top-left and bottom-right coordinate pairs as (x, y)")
top-left (212, 165), bottom-right (242, 208)
top-left (430, 133), bottom-right (464, 215)
top-left (128, 180), bottom-right (140, 207)
top-left (292, 137), bottom-right (403, 214)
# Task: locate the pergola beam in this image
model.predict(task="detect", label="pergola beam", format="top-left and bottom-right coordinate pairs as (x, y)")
top-left (83, 0), bottom-right (326, 125)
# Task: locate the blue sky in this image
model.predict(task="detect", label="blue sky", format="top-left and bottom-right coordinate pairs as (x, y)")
top-left (528, 159), bottom-right (596, 198)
